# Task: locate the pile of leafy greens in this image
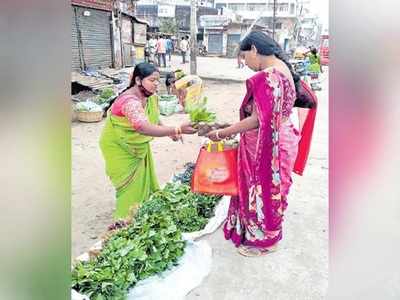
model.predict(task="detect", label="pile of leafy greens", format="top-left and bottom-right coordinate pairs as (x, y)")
top-left (72, 180), bottom-right (221, 300)
top-left (72, 210), bottom-right (185, 300)
top-left (136, 182), bottom-right (221, 233)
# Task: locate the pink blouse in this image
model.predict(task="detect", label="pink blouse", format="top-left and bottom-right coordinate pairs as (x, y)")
top-left (111, 94), bottom-right (148, 130)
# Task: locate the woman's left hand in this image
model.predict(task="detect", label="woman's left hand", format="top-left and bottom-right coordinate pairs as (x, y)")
top-left (207, 130), bottom-right (223, 142)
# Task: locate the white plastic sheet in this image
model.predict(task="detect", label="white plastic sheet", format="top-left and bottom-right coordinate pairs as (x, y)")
top-left (72, 240), bottom-right (212, 300)
top-left (127, 240), bottom-right (211, 300)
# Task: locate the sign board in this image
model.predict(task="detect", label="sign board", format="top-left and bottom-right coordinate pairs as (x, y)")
top-left (200, 15), bottom-right (230, 27)
top-left (158, 4), bottom-right (175, 17)
top-left (134, 23), bottom-right (147, 45)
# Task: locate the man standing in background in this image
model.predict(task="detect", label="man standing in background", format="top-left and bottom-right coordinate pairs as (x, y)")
top-left (156, 35), bottom-right (167, 68)
top-left (180, 36), bottom-right (189, 64)
top-left (148, 35), bottom-right (157, 64)
top-left (166, 36), bottom-right (174, 65)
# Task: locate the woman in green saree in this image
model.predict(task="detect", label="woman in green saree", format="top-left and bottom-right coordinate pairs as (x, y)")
top-left (100, 63), bottom-right (197, 219)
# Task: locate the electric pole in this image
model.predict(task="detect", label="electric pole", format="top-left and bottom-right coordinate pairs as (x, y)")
top-left (190, 0), bottom-right (197, 75)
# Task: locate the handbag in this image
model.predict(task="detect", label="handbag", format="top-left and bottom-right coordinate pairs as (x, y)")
top-left (191, 141), bottom-right (238, 196)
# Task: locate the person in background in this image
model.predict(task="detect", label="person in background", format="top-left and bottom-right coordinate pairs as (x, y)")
top-left (306, 47), bottom-right (323, 90)
top-left (180, 36), bottom-right (189, 64)
top-left (99, 63), bottom-right (197, 219)
top-left (156, 35), bottom-right (167, 68)
top-left (166, 36), bottom-right (174, 63)
top-left (165, 70), bottom-right (185, 95)
top-left (148, 35), bottom-right (157, 64)
top-left (236, 44), bottom-right (245, 68)
top-left (144, 37), bottom-right (150, 63)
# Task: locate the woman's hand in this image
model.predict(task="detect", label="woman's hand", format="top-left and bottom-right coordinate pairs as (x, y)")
top-left (180, 122), bottom-right (197, 134)
top-left (207, 130), bottom-right (224, 142)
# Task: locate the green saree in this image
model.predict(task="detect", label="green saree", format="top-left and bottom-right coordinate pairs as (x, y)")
top-left (99, 95), bottom-right (160, 219)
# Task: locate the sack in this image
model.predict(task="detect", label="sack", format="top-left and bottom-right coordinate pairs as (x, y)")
top-left (159, 98), bottom-right (179, 116)
top-left (191, 142), bottom-right (238, 196)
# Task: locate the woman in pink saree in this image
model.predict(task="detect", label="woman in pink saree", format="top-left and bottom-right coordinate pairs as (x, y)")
top-left (207, 31), bottom-right (317, 256)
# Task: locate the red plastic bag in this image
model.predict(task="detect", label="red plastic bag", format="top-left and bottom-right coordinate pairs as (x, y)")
top-left (191, 142), bottom-right (239, 196)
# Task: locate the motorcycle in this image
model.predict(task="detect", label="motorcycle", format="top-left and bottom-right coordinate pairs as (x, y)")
top-left (198, 45), bottom-right (207, 56)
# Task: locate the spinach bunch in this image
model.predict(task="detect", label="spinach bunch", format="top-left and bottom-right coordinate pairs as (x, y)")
top-left (189, 97), bottom-right (216, 124)
top-left (190, 107), bottom-right (216, 124)
top-left (195, 193), bottom-right (222, 219)
top-left (72, 210), bottom-right (185, 300)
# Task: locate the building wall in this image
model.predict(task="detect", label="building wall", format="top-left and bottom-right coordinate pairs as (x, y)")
top-left (215, 0), bottom-right (297, 19)
top-left (136, 4), bottom-right (218, 31)
top-left (138, 0), bottom-right (214, 7)
top-left (136, 5), bottom-right (159, 28)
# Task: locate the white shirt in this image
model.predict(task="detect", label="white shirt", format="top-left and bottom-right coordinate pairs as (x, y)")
top-left (180, 39), bottom-right (189, 52)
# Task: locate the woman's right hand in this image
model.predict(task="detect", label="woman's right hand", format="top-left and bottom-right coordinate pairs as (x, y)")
top-left (180, 122), bottom-right (197, 134)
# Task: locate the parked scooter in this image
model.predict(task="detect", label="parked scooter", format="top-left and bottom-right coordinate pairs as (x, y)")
top-left (198, 45), bottom-right (207, 56)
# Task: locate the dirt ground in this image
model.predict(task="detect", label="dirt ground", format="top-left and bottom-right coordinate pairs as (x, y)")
top-left (72, 78), bottom-right (328, 299)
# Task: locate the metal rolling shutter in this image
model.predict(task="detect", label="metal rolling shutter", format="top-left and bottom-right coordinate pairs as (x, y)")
top-left (72, 6), bottom-right (113, 70)
top-left (72, 8), bottom-right (81, 71)
top-left (207, 33), bottom-right (223, 54)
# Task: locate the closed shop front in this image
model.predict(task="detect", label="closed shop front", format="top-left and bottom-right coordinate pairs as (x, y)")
top-left (72, 5), bottom-right (113, 70)
top-left (207, 33), bottom-right (223, 54)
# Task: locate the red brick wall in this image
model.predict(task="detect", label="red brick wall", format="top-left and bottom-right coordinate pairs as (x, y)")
top-left (71, 0), bottom-right (113, 12)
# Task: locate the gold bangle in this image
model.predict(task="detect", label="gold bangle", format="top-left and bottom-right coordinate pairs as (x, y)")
top-left (174, 126), bottom-right (182, 136)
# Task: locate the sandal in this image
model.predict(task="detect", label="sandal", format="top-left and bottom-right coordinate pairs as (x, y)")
top-left (237, 245), bottom-right (278, 257)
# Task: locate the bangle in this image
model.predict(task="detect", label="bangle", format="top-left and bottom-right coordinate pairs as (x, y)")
top-left (216, 130), bottom-right (221, 140)
top-left (175, 126), bottom-right (182, 136)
